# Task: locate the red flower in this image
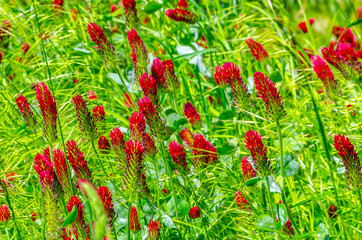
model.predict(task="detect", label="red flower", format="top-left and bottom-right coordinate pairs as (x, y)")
top-left (297, 18), bottom-right (315, 33)
top-left (162, 59), bottom-right (179, 91)
top-left (178, 0), bottom-right (188, 8)
top-left (0, 205), bottom-right (11, 222)
top-left (192, 134), bottom-right (218, 168)
top-left (143, 133), bottom-right (158, 157)
top-left (244, 130), bottom-right (271, 176)
top-left (15, 94), bottom-right (37, 128)
top-left (0, 52), bottom-right (2, 64)
top-left (328, 204), bottom-right (338, 219)
top-left (139, 73), bottom-right (158, 105)
top-left (180, 128), bottom-right (195, 147)
top-left (214, 65), bottom-right (228, 88)
top-left (72, 95), bottom-right (95, 140)
top-left (97, 186), bottom-right (115, 224)
top-left (130, 206), bottom-right (141, 232)
top-left (241, 156), bottom-right (256, 180)
top-left (93, 105), bottom-right (105, 136)
top-left (62, 227), bottom-right (78, 240)
top-left (98, 136), bottom-right (111, 154)
top-left (358, 7), bottom-right (362, 19)
top-left (169, 141), bottom-right (188, 172)
top-left (188, 206), bottom-right (200, 219)
top-left (254, 72), bottom-right (285, 121)
top-left (234, 190), bottom-right (248, 208)
top-left (53, 149), bottom-right (72, 197)
top-left (129, 110), bottom-right (146, 141)
top-left (35, 82), bottom-right (57, 142)
top-left (127, 29), bottom-right (148, 80)
top-left (66, 140), bottom-right (92, 183)
top-left (124, 140), bottom-right (144, 194)
top-left (21, 42), bottom-right (30, 55)
top-left (125, 93), bottom-right (134, 108)
top-left (110, 4), bottom-right (118, 13)
top-left (53, 0), bottom-right (64, 13)
top-left (31, 212), bottom-right (37, 222)
top-left (66, 196), bottom-right (89, 237)
top-left (162, 188), bottom-right (168, 195)
top-left (122, 0), bottom-right (140, 30)
top-left (34, 148), bottom-right (60, 193)
top-left (147, 220), bottom-right (161, 240)
top-left (88, 90), bottom-right (98, 100)
top-left (338, 27), bottom-right (356, 47)
top-left (311, 55), bottom-right (338, 98)
top-left (333, 134), bottom-right (361, 188)
top-left (245, 39), bottom-right (268, 62)
top-left (151, 58), bottom-right (166, 87)
top-left (184, 102), bottom-right (201, 127)
top-left (110, 127), bottom-right (127, 166)
top-left (165, 9), bottom-right (198, 24)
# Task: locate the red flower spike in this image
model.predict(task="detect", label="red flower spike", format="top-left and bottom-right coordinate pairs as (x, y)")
top-left (35, 82), bottom-right (58, 143)
top-left (122, 0), bottom-right (140, 30)
top-left (169, 141), bottom-right (188, 172)
top-left (66, 140), bottom-right (93, 183)
top-left (110, 127), bottom-right (127, 167)
top-left (127, 29), bottom-right (148, 81)
top-left (0, 204), bottom-right (11, 222)
top-left (234, 190), bottom-right (248, 208)
top-left (184, 102), bottom-right (201, 127)
top-left (188, 206), bottom-right (200, 219)
top-left (88, 90), bottom-right (98, 100)
top-left (245, 39), bottom-right (268, 62)
top-left (139, 73), bottom-right (159, 105)
top-left (241, 156), bottom-right (256, 180)
top-left (31, 212), bottom-right (37, 222)
top-left (180, 128), bottom-right (195, 148)
top-left (53, 149), bottom-right (72, 197)
top-left (162, 59), bottom-right (179, 91)
top-left (97, 186), bottom-right (115, 224)
top-left (15, 94), bottom-right (37, 128)
top-left (53, 0), bottom-right (64, 14)
top-left (143, 133), bottom-right (158, 158)
top-left (244, 130), bottom-right (272, 176)
top-left (333, 134), bottom-right (361, 188)
top-left (147, 220), bottom-right (161, 240)
top-left (62, 226), bottom-right (78, 240)
top-left (125, 93), bottom-right (134, 108)
top-left (124, 140), bottom-right (144, 194)
top-left (162, 188), bottom-right (168, 195)
top-left (254, 72), bottom-right (285, 121)
top-left (72, 95), bottom-right (95, 140)
top-left (98, 136), bottom-right (111, 154)
top-left (129, 111), bottom-right (146, 142)
top-left (328, 204), bottom-right (338, 219)
top-left (130, 206), bottom-right (141, 233)
top-left (87, 23), bottom-right (118, 67)
top-left (214, 65), bottom-right (229, 88)
top-left (192, 134), bottom-right (218, 168)
top-left (110, 4), bottom-right (118, 13)
top-left (66, 196), bottom-right (89, 237)
top-left (137, 96), bottom-right (171, 140)
top-left (178, 0), bottom-right (188, 9)
top-left (311, 55), bottom-right (338, 98)
top-left (151, 58), bottom-right (166, 87)
top-left (282, 220), bottom-right (295, 236)
top-left (93, 105), bottom-right (106, 136)
top-left (165, 9), bottom-right (198, 24)
top-left (297, 18), bottom-right (315, 33)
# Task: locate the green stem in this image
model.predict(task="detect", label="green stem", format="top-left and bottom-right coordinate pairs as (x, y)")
top-left (127, 196), bottom-right (132, 240)
top-left (357, 187), bottom-right (362, 211)
top-left (265, 177), bottom-right (278, 235)
top-left (90, 141), bottom-right (108, 178)
top-left (276, 119), bottom-right (284, 178)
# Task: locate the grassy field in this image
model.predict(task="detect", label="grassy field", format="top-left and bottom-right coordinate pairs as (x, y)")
top-left (0, 0), bottom-right (361, 239)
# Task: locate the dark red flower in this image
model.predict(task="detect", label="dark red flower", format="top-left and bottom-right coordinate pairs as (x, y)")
top-left (0, 205), bottom-right (11, 222)
top-left (311, 55), bottom-right (338, 98)
top-left (21, 42), bottom-right (30, 55)
top-left (127, 29), bottom-right (148, 80)
top-left (151, 58), bottom-right (166, 87)
top-left (333, 134), bottom-right (361, 188)
top-left (110, 4), bottom-right (118, 13)
top-left (97, 186), bottom-right (115, 224)
top-left (162, 188), bottom-right (168, 195)
top-left (93, 106), bottom-right (105, 136)
top-left (214, 65), bottom-right (228, 88)
top-left (16, 94), bottom-right (37, 128)
top-left (328, 204), bottom-right (338, 219)
top-left (244, 130), bottom-right (271, 176)
top-left (72, 95), bottom-right (95, 140)
top-left (234, 190), bottom-right (248, 208)
top-left (241, 156), bottom-right (256, 180)
top-left (53, 149), bottom-right (72, 197)
top-left (66, 196), bottom-right (89, 237)
top-left (184, 102), bottom-right (201, 127)
top-left (139, 73), bottom-right (158, 105)
top-left (178, 0), bottom-right (188, 8)
top-left (254, 72), bottom-right (285, 121)
top-left (122, 0), bottom-right (140, 30)
top-left (0, 52), bottom-right (2, 64)
top-left (169, 141), bottom-right (188, 172)
top-left (66, 140), bottom-right (92, 183)
top-left (0, 20), bottom-right (11, 42)
top-left (162, 59), bottom-right (179, 91)
top-left (338, 27), bottom-right (356, 47)
top-left (180, 128), bottom-right (195, 147)
top-left (130, 206), bottom-right (141, 232)
top-left (110, 127), bottom-right (127, 167)
top-left (124, 140), bottom-right (144, 194)
top-left (98, 136), bottom-right (111, 154)
top-left (129, 110), bottom-right (146, 141)
top-left (192, 134), bottom-right (218, 168)
top-left (166, 9), bottom-right (198, 24)
top-left (53, 0), bottom-right (64, 13)
top-left (88, 90), bottom-right (98, 100)
top-left (297, 18), bottom-right (315, 33)
top-left (147, 220), bottom-right (161, 240)
top-left (188, 206), bottom-right (200, 219)
top-left (35, 83), bottom-right (57, 142)
top-left (245, 39), bottom-right (268, 62)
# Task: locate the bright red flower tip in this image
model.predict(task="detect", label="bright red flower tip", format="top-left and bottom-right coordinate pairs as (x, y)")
top-left (214, 65), bottom-right (228, 88)
top-left (110, 4), bottom-right (118, 13)
top-left (234, 190), bottom-right (248, 208)
top-left (245, 39), bottom-right (268, 62)
top-left (88, 90), bottom-right (98, 100)
top-left (125, 93), bottom-right (134, 108)
top-left (53, 149), bottom-right (71, 194)
top-left (110, 127), bottom-right (126, 165)
top-left (0, 52), bottom-right (2, 64)
top-left (139, 73), bottom-right (158, 104)
top-left (162, 59), bottom-right (179, 91)
top-left (192, 134), bottom-right (218, 168)
top-left (147, 220), bottom-right (161, 240)
top-left (169, 141), bottom-right (188, 172)
top-left (21, 42), bottom-right (30, 55)
top-left (188, 206), bottom-right (200, 219)
top-left (97, 186), bottom-right (115, 224)
top-left (53, 0), bottom-right (64, 13)
top-left (0, 205), bottom-right (11, 222)
top-left (244, 130), bottom-right (271, 176)
top-left (130, 206), bottom-right (141, 232)
top-left (66, 196), bottom-right (84, 221)
top-left (333, 134), bottom-right (361, 188)
top-left (328, 204), bottom-right (338, 219)
top-left (98, 136), bottom-right (111, 154)
top-left (129, 110), bottom-right (146, 141)
top-left (15, 94), bottom-right (37, 128)
top-left (66, 140), bottom-right (92, 183)
top-left (184, 102), bottom-right (201, 127)
top-left (180, 128), bottom-right (195, 147)
top-left (122, 0), bottom-right (139, 30)
top-left (311, 55), bottom-right (338, 97)
top-left (241, 156), bottom-right (256, 180)
top-left (151, 58), bottom-right (166, 87)
top-left (254, 72), bottom-right (285, 121)
top-left (127, 29), bottom-right (148, 80)
top-left (162, 188), bottom-right (168, 195)
top-left (31, 212), bottom-right (37, 222)
top-left (165, 8), bottom-right (198, 24)
top-left (297, 18), bottom-right (315, 33)
top-left (178, 0), bottom-right (188, 9)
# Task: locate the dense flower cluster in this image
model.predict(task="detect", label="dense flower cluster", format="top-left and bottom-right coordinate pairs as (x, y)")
top-left (66, 140), bottom-right (93, 183)
top-left (192, 134), bottom-right (218, 168)
top-left (311, 55), bottom-right (338, 98)
top-left (147, 220), bottom-right (161, 240)
top-left (298, 18), bottom-right (315, 33)
top-left (165, 9), bottom-right (198, 24)
top-left (188, 206), bottom-right (200, 219)
top-left (110, 127), bottom-right (127, 168)
top-left (234, 190), bottom-right (248, 208)
top-left (97, 186), bottom-right (115, 224)
top-left (184, 102), bottom-right (201, 127)
top-left (168, 141), bottom-right (189, 172)
top-left (139, 73), bottom-right (159, 105)
top-left (180, 128), bottom-right (195, 148)
top-left (241, 156), bottom-right (256, 180)
top-left (66, 196), bottom-right (89, 238)
top-left (245, 39), bottom-right (268, 62)
top-left (122, 0), bottom-right (140, 30)
top-left (72, 95), bottom-right (95, 140)
top-left (0, 204), bottom-right (11, 222)
top-left (15, 94), bottom-right (37, 128)
top-left (130, 206), bottom-right (141, 233)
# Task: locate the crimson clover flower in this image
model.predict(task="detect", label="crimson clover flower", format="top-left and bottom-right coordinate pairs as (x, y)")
top-left (151, 58), bottom-right (166, 87)
top-left (0, 204), bottom-right (11, 222)
top-left (123, 140), bottom-right (144, 194)
top-left (127, 29), bottom-right (148, 81)
top-left (98, 136), bottom-right (111, 154)
top-left (338, 27), bottom-right (357, 47)
top-left (147, 220), bottom-right (161, 240)
top-left (244, 130), bottom-right (272, 176)
top-left (0, 20), bottom-right (11, 43)
top-left (245, 39), bottom-right (268, 62)
top-left (184, 102), bottom-right (201, 127)
top-left (192, 134), bottom-right (218, 168)
top-left (97, 186), bottom-right (115, 224)
top-left (234, 190), bottom-right (249, 208)
top-left (213, 65), bottom-right (229, 88)
top-left (180, 128), bottom-right (195, 148)
top-left (188, 206), bottom-right (200, 219)
top-left (162, 59), bottom-right (179, 91)
top-left (66, 140), bottom-right (93, 183)
top-left (328, 204), bottom-right (338, 219)
top-left (165, 9), bottom-right (198, 24)
top-left (178, 0), bottom-right (188, 8)
top-left (15, 94), bottom-right (37, 128)
top-left (122, 0), bottom-right (140, 30)
top-left (129, 110), bottom-right (146, 142)
top-left (297, 18), bottom-right (315, 33)
top-left (87, 23), bottom-right (118, 68)
top-left (53, 0), bottom-right (64, 14)
top-left (311, 55), bottom-right (338, 98)
top-left (66, 196), bottom-right (89, 238)
top-left (130, 206), bottom-right (141, 233)
top-left (92, 105), bottom-right (106, 136)
top-left (88, 90), bottom-right (98, 100)
top-left (139, 73), bottom-right (159, 105)
top-left (72, 95), bottom-right (96, 141)
top-left (254, 72), bottom-right (285, 121)
top-left (110, 127), bottom-right (127, 168)
top-left (124, 93), bottom-right (134, 108)
top-left (168, 141), bottom-right (189, 173)
top-left (241, 156), bottom-right (256, 180)
top-left (35, 82), bottom-right (57, 143)
top-left (333, 134), bottom-right (361, 188)
top-left (53, 149), bottom-right (72, 198)
top-left (143, 133), bottom-right (158, 158)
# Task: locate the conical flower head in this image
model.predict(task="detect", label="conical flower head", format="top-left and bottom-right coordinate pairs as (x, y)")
top-left (333, 134), bottom-right (361, 188)
top-left (254, 72), bottom-right (285, 121)
top-left (66, 196), bottom-right (89, 238)
top-left (72, 95), bottom-right (95, 141)
top-left (234, 190), bottom-right (248, 208)
top-left (143, 133), bottom-right (158, 158)
top-left (98, 136), bottom-right (111, 154)
top-left (188, 206), bottom-right (200, 219)
top-left (110, 127), bottom-right (126, 167)
top-left (124, 140), bottom-right (144, 194)
top-left (184, 102), bottom-right (201, 127)
top-left (129, 110), bottom-right (146, 142)
top-left (214, 65), bottom-right (229, 88)
top-left (180, 128), bottom-right (195, 148)
top-left (151, 58), bottom-right (166, 87)
top-left (15, 94), bottom-right (37, 128)
top-left (127, 29), bottom-right (148, 80)
top-left (66, 140), bottom-right (92, 183)
top-left (130, 206), bottom-right (141, 233)
top-left (87, 23), bottom-right (118, 68)
top-left (245, 39), bottom-right (268, 62)
top-left (93, 105), bottom-right (106, 136)
top-left (0, 204), bottom-right (11, 222)
top-left (169, 141), bottom-right (188, 172)
top-left (241, 156), bottom-right (256, 180)
top-left (139, 73), bottom-right (158, 105)
top-left (244, 130), bottom-right (271, 176)
top-left (122, 0), bottom-right (140, 30)
top-left (165, 9), bottom-right (198, 24)
top-left (53, 149), bottom-right (72, 198)
top-left (97, 186), bottom-right (115, 224)
top-left (311, 55), bottom-right (338, 98)
top-left (147, 220), bottom-right (161, 240)
top-left (162, 59), bottom-right (179, 91)
top-left (35, 82), bottom-right (57, 143)
top-left (192, 134), bottom-right (218, 168)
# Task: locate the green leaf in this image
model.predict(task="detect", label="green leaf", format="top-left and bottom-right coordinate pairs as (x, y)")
top-left (256, 215), bottom-right (275, 230)
top-left (219, 110), bottom-right (235, 120)
top-left (173, 118), bottom-right (188, 129)
top-left (346, 18), bottom-right (362, 29)
top-left (62, 206), bottom-right (78, 227)
top-left (269, 71), bottom-right (283, 83)
top-left (262, 176), bottom-right (281, 193)
top-left (144, 2), bottom-right (163, 14)
top-left (178, 201), bottom-right (190, 217)
top-left (243, 177), bottom-right (260, 187)
top-left (217, 143), bottom-right (236, 155)
top-left (276, 155), bottom-right (299, 177)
